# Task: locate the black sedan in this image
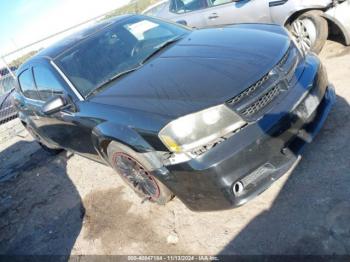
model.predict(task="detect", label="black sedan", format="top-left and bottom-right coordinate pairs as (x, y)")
top-left (14, 15), bottom-right (335, 211)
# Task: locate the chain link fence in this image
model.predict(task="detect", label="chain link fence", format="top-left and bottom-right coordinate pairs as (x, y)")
top-left (0, 71), bottom-right (17, 126)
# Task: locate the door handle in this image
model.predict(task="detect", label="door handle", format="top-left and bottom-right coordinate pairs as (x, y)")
top-left (208, 13), bottom-right (219, 19)
top-left (176, 20), bottom-right (188, 26)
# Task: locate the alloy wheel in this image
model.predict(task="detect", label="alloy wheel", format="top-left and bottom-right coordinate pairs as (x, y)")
top-left (290, 18), bottom-right (317, 53)
top-left (113, 152), bottom-right (160, 200)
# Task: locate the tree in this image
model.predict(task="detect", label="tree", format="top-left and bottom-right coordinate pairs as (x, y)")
top-left (9, 50), bottom-right (41, 68)
top-left (104, 0), bottom-right (159, 19)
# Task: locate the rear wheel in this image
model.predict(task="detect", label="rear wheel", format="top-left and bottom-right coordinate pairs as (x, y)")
top-left (107, 142), bottom-right (173, 205)
top-left (288, 11), bottom-right (328, 54)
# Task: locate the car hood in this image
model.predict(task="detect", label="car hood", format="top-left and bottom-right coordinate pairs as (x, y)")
top-left (91, 24), bottom-right (291, 119)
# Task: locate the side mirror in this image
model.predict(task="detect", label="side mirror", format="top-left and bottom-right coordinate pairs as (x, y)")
top-left (42, 95), bottom-right (68, 115)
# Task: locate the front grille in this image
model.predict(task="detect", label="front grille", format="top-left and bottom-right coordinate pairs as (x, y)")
top-left (227, 43), bottom-right (301, 120)
top-left (228, 73), bottom-right (270, 105)
top-left (241, 85), bottom-right (281, 117)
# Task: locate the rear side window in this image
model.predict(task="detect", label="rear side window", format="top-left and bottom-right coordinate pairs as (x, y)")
top-left (18, 69), bottom-right (40, 100)
top-left (33, 66), bottom-right (64, 101)
top-left (144, 2), bottom-right (167, 16)
top-left (170, 0), bottom-right (208, 13)
top-left (209, 0), bottom-right (233, 6)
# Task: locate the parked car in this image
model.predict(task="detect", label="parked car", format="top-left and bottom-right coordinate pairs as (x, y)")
top-left (144, 0), bottom-right (350, 54)
top-left (14, 15), bottom-right (335, 211)
top-left (142, 0), bottom-right (169, 16)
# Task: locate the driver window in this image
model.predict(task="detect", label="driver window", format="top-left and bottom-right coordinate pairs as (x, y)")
top-left (171, 0), bottom-right (209, 14)
top-left (33, 66), bottom-right (64, 102)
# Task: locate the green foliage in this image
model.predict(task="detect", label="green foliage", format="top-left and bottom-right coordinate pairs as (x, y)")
top-left (9, 50), bottom-right (40, 68)
top-left (104, 0), bottom-right (159, 19)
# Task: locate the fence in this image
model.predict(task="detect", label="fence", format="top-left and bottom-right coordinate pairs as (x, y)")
top-left (0, 74), bottom-right (15, 94)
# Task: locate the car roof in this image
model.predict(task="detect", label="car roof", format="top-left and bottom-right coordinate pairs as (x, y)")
top-left (20, 14), bottom-right (132, 69)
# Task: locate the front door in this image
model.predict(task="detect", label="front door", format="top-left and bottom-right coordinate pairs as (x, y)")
top-left (31, 63), bottom-right (99, 160)
top-left (203, 0), bottom-right (270, 27)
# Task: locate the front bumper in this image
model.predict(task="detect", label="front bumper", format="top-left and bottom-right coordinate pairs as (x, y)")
top-left (155, 54), bottom-right (336, 211)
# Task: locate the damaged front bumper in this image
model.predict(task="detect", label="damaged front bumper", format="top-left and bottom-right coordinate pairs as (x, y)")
top-left (154, 54), bottom-right (336, 211)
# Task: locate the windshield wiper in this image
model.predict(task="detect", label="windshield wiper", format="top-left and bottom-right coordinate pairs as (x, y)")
top-left (85, 36), bottom-right (184, 98)
top-left (140, 36), bottom-right (184, 65)
top-left (85, 66), bottom-right (141, 98)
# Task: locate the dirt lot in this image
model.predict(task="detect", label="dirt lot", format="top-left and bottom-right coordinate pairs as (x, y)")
top-left (0, 41), bottom-right (349, 256)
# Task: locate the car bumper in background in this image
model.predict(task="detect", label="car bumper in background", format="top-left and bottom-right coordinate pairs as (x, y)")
top-left (325, 0), bottom-right (350, 46)
top-left (153, 54), bottom-right (336, 211)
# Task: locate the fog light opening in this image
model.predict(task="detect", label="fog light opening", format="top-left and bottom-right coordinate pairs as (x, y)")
top-left (233, 181), bottom-right (244, 197)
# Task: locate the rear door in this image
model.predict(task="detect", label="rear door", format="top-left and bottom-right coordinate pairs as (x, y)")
top-left (166, 0), bottom-right (210, 28)
top-left (203, 0), bottom-right (270, 27)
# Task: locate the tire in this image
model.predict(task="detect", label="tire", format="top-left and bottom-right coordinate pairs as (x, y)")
top-left (288, 11), bottom-right (328, 54)
top-left (107, 141), bottom-right (173, 205)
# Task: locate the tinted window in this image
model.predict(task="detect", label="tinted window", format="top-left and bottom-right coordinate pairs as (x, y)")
top-left (18, 69), bottom-right (40, 100)
top-left (55, 16), bottom-right (189, 98)
top-left (33, 66), bottom-right (64, 101)
top-left (170, 0), bottom-right (208, 13)
top-left (209, 0), bottom-right (232, 6)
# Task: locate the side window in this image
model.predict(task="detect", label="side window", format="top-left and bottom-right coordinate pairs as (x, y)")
top-left (209, 0), bottom-right (233, 6)
top-left (18, 69), bottom-right (40, 100)
top-left (33, 66), bottom-right (64, 101)
top-left (170, 0), bottom-right (208, 14)
top-left (144, 3), bottom-right (167, 16)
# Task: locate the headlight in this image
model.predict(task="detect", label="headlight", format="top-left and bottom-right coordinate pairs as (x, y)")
top-left (159, 105), bottom-right (246, 153)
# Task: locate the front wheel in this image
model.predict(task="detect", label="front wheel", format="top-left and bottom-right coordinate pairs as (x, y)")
top-left (288, 11), bottom-right (328, 54)
top-left (107, 142), bottom-right (173, 205)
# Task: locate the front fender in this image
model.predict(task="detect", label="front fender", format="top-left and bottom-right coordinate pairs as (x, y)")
top-left (323, 1), bottom-right (350, 45)
top-left (270, 0), bottom-right (330, 25)
top-left (91, 122), bottom-right (155, 161)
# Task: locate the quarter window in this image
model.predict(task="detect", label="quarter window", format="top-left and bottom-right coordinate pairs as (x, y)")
top-left (170, 0), bottom-right (209, 13)
top-left (18, 69), bottom-right (40, 100)
top-left (33, 66), bottom-right (64, 101)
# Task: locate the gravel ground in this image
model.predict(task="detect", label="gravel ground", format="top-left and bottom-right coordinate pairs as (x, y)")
top-left (0, 41), bottom-right (349, 256)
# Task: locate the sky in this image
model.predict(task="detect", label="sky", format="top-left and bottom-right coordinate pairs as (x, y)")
top-left (0, 0), bottom-right (131, 67)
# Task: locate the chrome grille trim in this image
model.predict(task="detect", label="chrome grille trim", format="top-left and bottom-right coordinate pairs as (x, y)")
top-left (228, 73), bottom-right (270, 105)
top-left (241, 85), bottom-right (281, 117)
top-left (277, 45), bottom-right (292, 68)
top-left (227, 43), bottom-right (300, 119)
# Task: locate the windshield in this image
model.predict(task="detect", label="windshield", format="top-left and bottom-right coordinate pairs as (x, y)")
top-left (55, 16), bottom-right (190, 98)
